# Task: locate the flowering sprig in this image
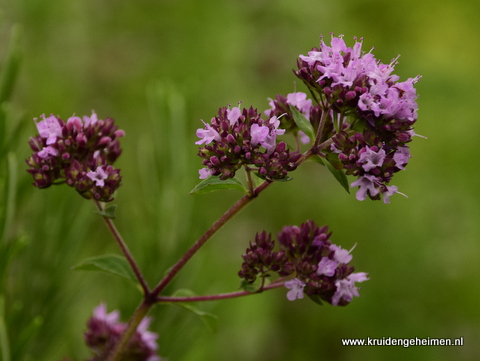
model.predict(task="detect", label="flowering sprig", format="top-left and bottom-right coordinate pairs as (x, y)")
top-left (196, 105), bottom-right (301, 181)
top-left (26, 112), bottom-right (124, 202)
top-left (239, 220), bottom-right (369, 305)
top-left (25, 33), bottom-right (420, 361)
top-left (85, 303), bottom-right (161, 361)
top-left (292, 34), bottom-right (420, 203)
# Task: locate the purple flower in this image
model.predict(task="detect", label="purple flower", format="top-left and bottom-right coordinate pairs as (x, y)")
top-left (285, 278), bottom-right (306, 301)
top-left (240, 220), bottom-right (368, 306)
top-left (226, 106), bottom-right (242, 126)
top-left (331, 272), bottom-right (369, 306)
top-left (331, 244), bottom-right (354, 264)
top-left (357, 146), bottom-right (386, 171)
top-left (27, 112), bottom-right (124, 202)
top-left (85, 303), bottom-right (161, 361)
top-left (195, 121), bottom-right (221, 145)
top-left (382, 185), bottom-right (400, 204)
top-left (35, 114), bottom-right (63, 145)
top-left (37, 145), bottom-right (59, 159)
top-left (316, 257), bottom-right (337, 277)
top-left (286, 92), bottom-right (312, 119)
top-left (393, 146), bottom-right (411, 170)
top-left (196, 106), bottom-right (299, 180)
top-left (198, 167), bottom-right (214, 179)
top-left (92, 303), bottom-right (120, 326)
top-left (350, 174), bottom-right (380, 201)
top-left (250, 123), bottom-right (270, 147)
top-left (295, 34), bottom-right (420, 123)
top-left (87, 166), bottom-right (108, 187)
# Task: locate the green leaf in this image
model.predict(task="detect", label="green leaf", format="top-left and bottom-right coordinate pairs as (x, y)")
top-left (170, 289), bottom-right (219, 333)
top-left (308, 294), bottom-right (324, 306)
top-left (96, 203), bottom-right (117, 219)
top-left (317, 156), bottom-right (350, 194)
top-left (72, 254), bottom-right (137, 284)
top-left (289, 105), bottom-right (315, 142)
top-left (239, 279), bottom-right (260, 293)
top-left (189, 176), bottom-right (246, 195)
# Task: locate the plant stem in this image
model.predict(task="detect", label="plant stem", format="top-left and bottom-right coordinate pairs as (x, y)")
top-left (94, 200), bottom-right (150, 295)
top-left (106, 299), bottom-right (152, 361)
top-left (150, 180), bottom-right (272, 298)
top-left (313, 109), bottom-right (329, 148)
top-left (156, 280), bottom-right (286, 303)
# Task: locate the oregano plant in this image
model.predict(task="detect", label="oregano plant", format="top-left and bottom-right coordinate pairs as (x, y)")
top-left (25, 34), bottom-right (421, 360)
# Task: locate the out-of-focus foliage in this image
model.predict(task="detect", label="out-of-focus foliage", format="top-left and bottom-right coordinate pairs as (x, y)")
top-left (1, 0), bottom-right (479, 360)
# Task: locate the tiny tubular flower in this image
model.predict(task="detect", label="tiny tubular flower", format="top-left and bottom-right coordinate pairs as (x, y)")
top-left (331, 272), bottom-right (369, 306)
top-left (195, 121), bottom-right (221, 145)
top-left (285, 278), bottom-right (306, 301)
top-left (87, 167), bottom-right (108, 187)
top-left (35, 114), bottom-right (63, 145)
top-left (316, 257), bottom-right (337, 277)
top-left (357, 146), bottom-right (386, 171)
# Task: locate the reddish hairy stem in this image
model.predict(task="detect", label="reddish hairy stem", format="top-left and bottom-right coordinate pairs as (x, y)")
top-left (150, 180), bottom-right (272, 297)
top-left (156, 280), bottom-right (286, 303)
top-left (94, 200), bottom-right (150, 295)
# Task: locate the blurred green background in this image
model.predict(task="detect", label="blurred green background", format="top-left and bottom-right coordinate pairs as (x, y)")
top-left (1, 0), bottom-right (479, 360)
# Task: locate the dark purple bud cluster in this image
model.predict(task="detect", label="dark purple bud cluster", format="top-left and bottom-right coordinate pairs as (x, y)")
top-left (196, 105), bottom-right (301, 180)
top-left (85, 304), bottom-right (161, 361)
top-left (26, 112), bottom-right (124, 202)
top-left (238, 231), bottom-right (293, 283)
top-left (239, 220), bottom-right (368, 306)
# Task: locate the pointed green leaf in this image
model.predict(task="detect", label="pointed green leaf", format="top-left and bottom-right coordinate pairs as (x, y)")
top-left (290, 105), bottom-right (315, 142)
top-left (170, 289), bottom-right (219, 332)
top-left (317, 156), bottom-right (350, 194)
top-left (189, 176), bottom-right (246, 195)
top-left (239, 279), bottom-right (260, 293)
top-left (96, 203), bottom-right (117, 219)
top-left (308, 294), bottom-right (324, 306)
top-left (72, 254), bottom-right (137, 284)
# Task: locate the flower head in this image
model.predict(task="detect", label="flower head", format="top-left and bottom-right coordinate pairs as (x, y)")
top-left (239, 220), bottom-right (368, 306)
top-left (196, 105), bottom-right (300, 180)
top-left (26, 112), bottom-right (124, 202)
top-left (85, 303), bottom-right (161, 361)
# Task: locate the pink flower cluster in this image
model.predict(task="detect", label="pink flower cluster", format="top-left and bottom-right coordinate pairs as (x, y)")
top-left (238, 220), bottom-right (368, 306)
top-left (293, 34), bottom-right (420, 202)
top-left (26, 112), bottom-right (124, 202)
top-left (85, 303), bottom-right (161, 361)
top-left (196, 105), bottom-right (301, 180)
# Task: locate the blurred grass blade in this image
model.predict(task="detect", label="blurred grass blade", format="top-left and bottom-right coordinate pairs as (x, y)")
top-left (1, 153), bottom-right (17, 244)
top-left (1, 109), bottom-right (28, 157)
top-left (72, 254), bottom-right (138, 284)
top-left (189, 176), bottom-right (246, 195)
top-left (171, 289), bottom-right (219, 333)
top-left (290, 105), bottom-right (315, 142)
top-left (0, 235), bottom-right (28, 292)
top-left (0, 24), bottom-right (22, 105)
top-left (0, 295), bottom-right (11, 361)
top-left (11, 316), bottom-right (42, 361)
